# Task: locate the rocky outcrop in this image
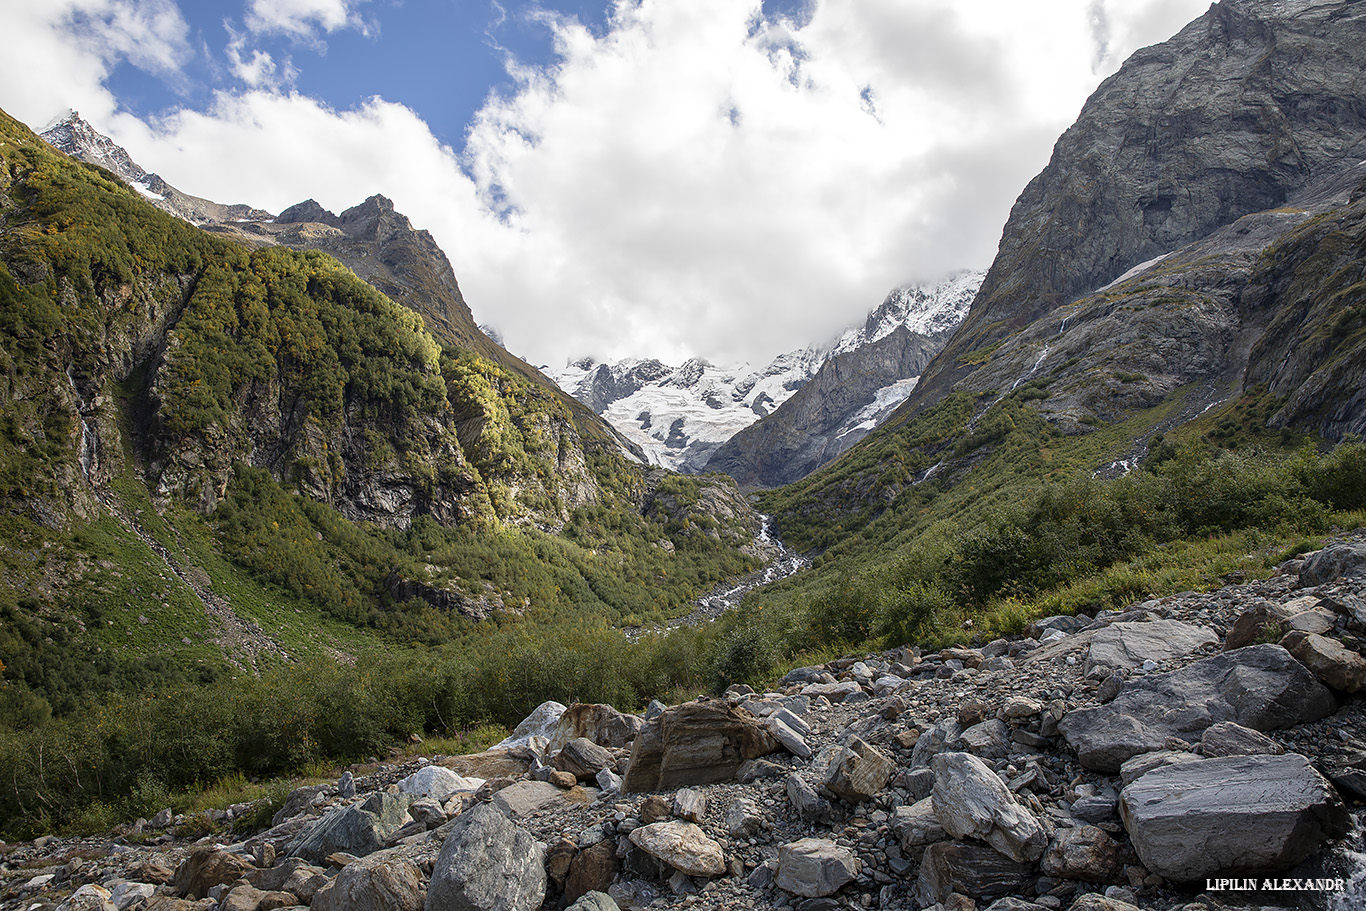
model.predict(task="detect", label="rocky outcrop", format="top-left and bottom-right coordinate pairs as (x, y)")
top-left (908, 0), bottom-right (1366, 411)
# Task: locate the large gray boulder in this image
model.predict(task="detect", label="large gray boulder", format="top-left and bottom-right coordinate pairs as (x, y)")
top-left (311, 849), bottom-right (425, 911)
top-left (288, 792), bottom-right (412, 864)
top-left (890, 797), bottom-right (947, 849)
top-left (426, 803), bottom-right (546, 911)
top-left (1299, 543), bottom-right (1366, 586)
top-left (1118, 753), bottom-right (1350, 881)
top-left (1059, 644), bottom-right (1334, 772)
top-left (775, 838), bottom-right (859, 898)
top-left (931, 752), bottom-right (1046, 863)
top-left (1084, 620), bottom-right (1217, 674)
top-left (547, 703), bottom-right (643, 752)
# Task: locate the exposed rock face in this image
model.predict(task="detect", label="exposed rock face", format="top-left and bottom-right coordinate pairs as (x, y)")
top-left (1118, 753), bottom-right (1350, 880)
top-left (426, 803), bottom-right (546, 911)
top-left (707, 325), bottom-right (952, 490)
top-left (909, 0), bottom-right (1366, 410)
top-left (623, 701), bottom-right (779, 792)
top-left (1059, 644), bottom-right (1334, 772)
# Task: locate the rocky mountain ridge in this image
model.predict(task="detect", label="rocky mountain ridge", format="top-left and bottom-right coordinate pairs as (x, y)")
top-left (902, 0), bottom-right (1366, 417)
top-left (549, 271), bottom-right (981, 477)
top-left (4, 536), bottom-right (1364, 911)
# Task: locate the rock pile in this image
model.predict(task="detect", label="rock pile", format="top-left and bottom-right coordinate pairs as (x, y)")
top-left (3, 538), bottom-right (1365, 911)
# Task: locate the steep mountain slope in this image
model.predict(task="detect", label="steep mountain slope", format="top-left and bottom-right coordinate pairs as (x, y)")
top-left (0, 107), bottom-right (767, 695)
top-left (905, 0), bottom-right (1366, 413)
top-left (550, 271), bottom-right (980, 476)
top-left (755, 0), bottom-right (1366, 586)
top-left (708, 272), bottom-right (981, 489)
top-left (40, 112), bottom-right (643, 464)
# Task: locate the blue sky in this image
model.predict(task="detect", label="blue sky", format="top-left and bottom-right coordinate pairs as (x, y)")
top-left (0, 0), bottom-right (1211, 368)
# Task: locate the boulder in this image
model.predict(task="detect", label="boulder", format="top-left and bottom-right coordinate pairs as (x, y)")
top-left (493, 700), bottom-right (566, 749)
top-left (218, 885), bottom-right (297, 911)
top-left (911, 717), bottom-right (963, 768)
top-left (553, 737), bottom-right (615, 781)
top-left (916, 841), bottom-right (1034, 905)
top-left (1117, 749), bottom-right (1202, 786)
top-left (1199, 721), bottom-right (1284, 758)
top-left (397, 766), bottom-right (481, 801)
top-left (890, 797), bottom-right (948, 848)
top-left (565, 840), bottom-right (620, 904)
top-left (426, 802), bottom-right (546, 911)
top-left (775, 838), bottom-right (859, 898)
top-left (1059, 645), bottom-right (1334, 772)
top-left (288, 792), bottom-right (412, 864)
top-left (1223, 602), bottom-right (1288, 651)
top-left (959, 719), bottom-right (1011, 759)
top-left (244, 859), bottom-right (329, 902)
top-left (438, 748), bottom-right (535, 780)
top-left (1068, 895), bottom-right (1140, 911)
top-left (1118, 753), bottom-right (1350, 881)
top-left (1299, 543), bottom-right (1366, 586)
top-left (786, 773), bottom-right (836, 825)
top-left (766, 713), bottom-right (813, 759)
top-left (931, 752), bottom-right (1047, 863)
top-left (726, 797), bottom-right (763, 837)
top-left (272, 784), bottom-right (329, 825)
top-left (822, 735), bottom-right (894, 803)
top-left (173, 846), bottom-right (257, 899)
top-left (1280, 630), bottom-right (1366, 692)
top-left (493, 779), bottom-right (590, 818)
top-left (800, 680), bottom-right (865, 701)
top-left (108, 883), bottom-right (156, 910)
top-left (1084, 620), bottom-right (1217, 674)
top-left (566, 893), bottom-right (619, 911)
top-left (1039, 825), bottom-right (1126, 882)
top-left (311, 850), bottom-right (425, 911)
top-left (627, 821), bottom-right (726, 877)
top-left (55, 885), bottom-right (116, 911)
top-left (547, 703), bottom-right (643, 752)
top-left (672, 788), bottom-right (706, 822)
top-left (622, 700), bottom-right (779, 791)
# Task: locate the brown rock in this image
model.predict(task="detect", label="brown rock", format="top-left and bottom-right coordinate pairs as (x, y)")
top-left (623, 700), bottom-right (779, 791)
top-left (917, 841), bottom-right (1033, 905)
top-left (1223, 603), bottom-right (1287, 651)
top-left (173, 846), bottom-right (257, 900)
top-left (639, 795), bottom-right (672, 823)
top-left (546, 838), bottom-right (578, 888)
top-left (552, 738), bottom-right (615, 781)
top-left (437, 748), bottom-right (534, 780)
top-left (1281, 630), bottom-right (1366, 692)
top-left (218, 885), bottom-right (297, 911)
top-left (1040, 825), bottom-right (1127, 882)
top-left (565, 840), bottom-right (620, 903)
top-left (549, 769), bottom-right (578, 789)
top-left (823, 735), bottom-right (894, 803)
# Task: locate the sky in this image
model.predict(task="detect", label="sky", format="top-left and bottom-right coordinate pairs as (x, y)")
top-left (0, 0), bottom-right (1213, 369)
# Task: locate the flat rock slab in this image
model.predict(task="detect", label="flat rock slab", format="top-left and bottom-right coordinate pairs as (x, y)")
top-left (1084, 620), bottom-right (1217, 674)
top-left (1059, 644), bottom-right (1334, 772)
top-left (1119, 753), bottom-right (1350, 881)
top-left (493, 780), bottom-right (597, 818)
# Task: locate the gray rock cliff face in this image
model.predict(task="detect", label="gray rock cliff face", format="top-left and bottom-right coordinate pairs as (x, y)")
top-left (907, 0), bottom-right (1366, 411)
top-left (706, 325), bottom-right (947, 489)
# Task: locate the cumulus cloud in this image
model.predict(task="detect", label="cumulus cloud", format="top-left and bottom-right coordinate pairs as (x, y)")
top-left (0, 0), bottom-right (1212, 368)
top-left (244, 0), bottom-right (373, 40)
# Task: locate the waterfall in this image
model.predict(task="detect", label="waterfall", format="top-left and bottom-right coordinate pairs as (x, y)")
top-left (1010, 343), bottom-right (1051, 391)
top-left (67, 366), bottom-right (97, 483)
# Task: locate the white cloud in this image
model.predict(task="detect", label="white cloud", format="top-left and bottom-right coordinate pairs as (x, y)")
top-left (0, 0), bottom-right (1212, 369)
top-left (245, 0), bottom-right (372, 40)
top-left (225, 25), bottom-right (299, 89)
